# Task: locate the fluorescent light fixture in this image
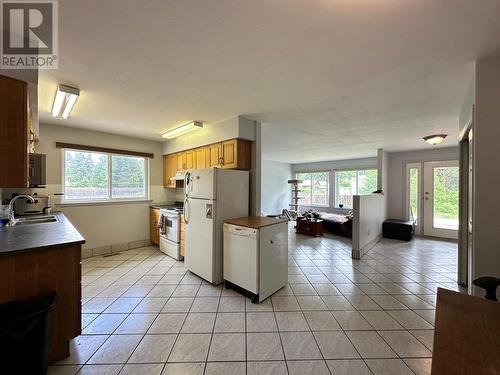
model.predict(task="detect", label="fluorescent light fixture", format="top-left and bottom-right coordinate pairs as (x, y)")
top-left (52, 84), bottom-right (80, 119)
top-left (162, 121), bottom-right (203, 139)
top-left (423, 134), bottom-right (447, 145)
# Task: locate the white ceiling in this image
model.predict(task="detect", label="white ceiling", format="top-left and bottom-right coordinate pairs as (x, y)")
top-left (38, 0), bottom-right (500, 163)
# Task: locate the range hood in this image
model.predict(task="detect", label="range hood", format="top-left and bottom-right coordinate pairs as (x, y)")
top-left (171, 171), bottom-right (186, 181)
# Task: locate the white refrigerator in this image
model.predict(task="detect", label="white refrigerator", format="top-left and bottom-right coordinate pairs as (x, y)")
top-left (183, 168), bottom-right (249, 284)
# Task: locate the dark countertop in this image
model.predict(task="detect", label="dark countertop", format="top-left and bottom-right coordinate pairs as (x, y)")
top-left (150, 201), bottom-right (184, 209)
top-left (0, 212), bottom-right (85, 256)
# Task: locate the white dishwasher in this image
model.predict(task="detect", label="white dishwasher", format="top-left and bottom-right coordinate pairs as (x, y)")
top-left (223, 217), bottom-right (288, 303)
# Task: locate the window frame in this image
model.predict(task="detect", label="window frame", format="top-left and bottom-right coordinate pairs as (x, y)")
top-left (61, 148), bottom-right (150, 204)
top-left (334, 168), bottom-right (378, 209)
top-left (405, 162), bottom-right (422, 232)
top-left (294, 170), bottom-right (330, 208)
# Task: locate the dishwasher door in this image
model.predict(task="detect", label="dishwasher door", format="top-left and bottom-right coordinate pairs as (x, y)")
top-left (223, 224), bottom-right (258, 294)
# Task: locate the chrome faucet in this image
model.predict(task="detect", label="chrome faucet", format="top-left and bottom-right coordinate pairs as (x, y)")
top-left (8, 195), bottom-right (35, 226)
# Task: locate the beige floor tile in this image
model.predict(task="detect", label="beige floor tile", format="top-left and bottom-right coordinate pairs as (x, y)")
top-left (218, 296), bottom-right (245, 312)
top-left (119, 363), bottom-right (163, 375)
top-left (246, 298), bottom-right (273, 311)
top-left (280, 331), bottom-right (322, 360)
top-left (168, 334), bottom-right (211, 362)
top-left (271, 296), bottom-right (301, 311)
top-left (207, 333), bottom-right (246, 361)
top-left (378, 330), bottom-right (432, 357)
top-left (275, 311), bottom-right (310, 331)
top-left (326, 359), bottom-right (372, 375)
top-left (128, 334), bottom-right (177, 363)
top-left (47, 365), bottom-right (81, 375)
top-left (345, 295), bottom-right (381, 310)
top-left (360, 310), bottom-right (403, 330)
top-left (365, 359), bottom-right (414, 375)
top-left (88, 335), bottom-right (142, 364)
top-left (247, 361), bottom-right (287, 375)
top-left (346, 331), bottom-right (397, 358)
top-left (147, 285), bottom-right (176, 298)
top-left (133, 297), bottom-right (168, 313)
top-left (82, 314), bottom-right (128, 334)
top-left (78, 365), bottom-right (123, 375)
top-left (190, 296), bottom-right (220, 312)
top-left (410, 329), bottom-right (434, 350)
top-left (205, 362), bottom-right (245, 375)
top-left (313, 331), bottom-right (359, 359)
top-left (115, 313), bottom-right (157, 334)
top-left (321, 295), bottom-right (353, 310)
top-left (162, 297), bottom-right (194, 313)
top-left (162, 362), bottom-right (204, 374)
top-left (246, 312), bottom-right (278, 332)
top-left (387, 310), bottom-right (434, 329)
top-left (296, 295), bottom-right (328, 310)
top-left (303, 311), bottom-right (341, 330)
top-left (181, 312), bottom-right (216, 333)
top-left (104, 298), bottom-right (142, 313)
top-left (246, 333), bottom-right (284, 360)
top-left (148, 313), bottom-right (186, 334)
top-left (57, 335), bottom-right (108, 365)
top-left (287, 360), bottom-right (330, 375)
top-left (404, 358), bottom-right (432, 375)
top-left (331, 311), bottom-right (373, 330)
top-left (214, 312), bottom-right (245, 332)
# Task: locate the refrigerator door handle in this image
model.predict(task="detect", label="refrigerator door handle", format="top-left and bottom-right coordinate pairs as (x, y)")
top-left (184, 198), bottom-right (190, 224)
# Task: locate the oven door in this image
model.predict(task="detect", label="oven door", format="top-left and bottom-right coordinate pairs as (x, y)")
top-left (162, 212), bottom-right (180, 243)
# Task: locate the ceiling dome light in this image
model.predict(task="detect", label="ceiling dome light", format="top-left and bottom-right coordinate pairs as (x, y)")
top-left (423, 134), bottom-right (447, 145)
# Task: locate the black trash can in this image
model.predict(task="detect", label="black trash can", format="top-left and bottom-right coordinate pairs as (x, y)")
top-left (0, 292), bottom-right (57, 375)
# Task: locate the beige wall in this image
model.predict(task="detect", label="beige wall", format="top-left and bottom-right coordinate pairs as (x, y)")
top-left (24, 123), bottom-right (174, 250)
top-left (352, 194), bottom-right (385, 259)
top-left (472, 54), bottom-right (500, 296)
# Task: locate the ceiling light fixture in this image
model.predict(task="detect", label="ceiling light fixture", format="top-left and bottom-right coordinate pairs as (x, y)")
top-left (162, 121), bottom-right (203, 139)
top-left (423, 134), bottom-right (447, 145)
top-left (52, 84), bottom-right (80, 119)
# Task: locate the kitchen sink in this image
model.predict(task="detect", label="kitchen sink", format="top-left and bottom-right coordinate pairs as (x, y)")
top-left (12, 215), bottom-right (59, 226)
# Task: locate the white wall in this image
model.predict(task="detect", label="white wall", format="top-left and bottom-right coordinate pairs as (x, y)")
top-left (261, 160), bottom-right (292, 215)
top-left (162, 116), bottom-right (256, 154)
top-left (386, 147), bottom-right (459, 220)
top-left (352, 194), bottom-right (385, 259)
top-left (471, 54), bottom-right (500, 297)
top-left (5, 123), bottom-right (174, 251)
top-left (292, 157), bottom-right (378, 213)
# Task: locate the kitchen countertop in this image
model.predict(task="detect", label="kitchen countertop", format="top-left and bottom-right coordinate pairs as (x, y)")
top-left (224, 216), bottom-right (288, 229)
top-left (0, 212), bottom-right (85, 256)
top-left (150, 202), bottom-right (184, 209)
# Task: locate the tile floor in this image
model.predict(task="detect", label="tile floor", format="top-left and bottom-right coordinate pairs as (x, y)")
top-left (49, 227), bottom-right (459, 375)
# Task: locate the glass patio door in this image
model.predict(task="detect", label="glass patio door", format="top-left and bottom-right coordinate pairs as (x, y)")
top-left (423, 160), bottom-right (459, 239)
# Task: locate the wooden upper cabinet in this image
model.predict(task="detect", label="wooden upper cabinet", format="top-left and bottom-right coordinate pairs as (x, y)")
top-left (162, 139), bottom-right (252, 186)
top-left (0, 75), bottom-right (29, 188)
top-left (184, 150), bottom-right (195, 170)
top-left (208, 143), bottom-right (222, 168)
top-left (221, 139), bottom-right (251, 170)
top-left (194, 147), bottom-right (208, 169)
top-left (163, 154), bottom-right (176, 188)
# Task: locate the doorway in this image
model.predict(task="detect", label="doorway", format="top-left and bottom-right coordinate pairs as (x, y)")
top-left (406, 160), bottom-right (459, 239)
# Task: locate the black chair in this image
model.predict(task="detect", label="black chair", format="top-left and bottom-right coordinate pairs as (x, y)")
top-left (472, 277), bottom-right (500, 301)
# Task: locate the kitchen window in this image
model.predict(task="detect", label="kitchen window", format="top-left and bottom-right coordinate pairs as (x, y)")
top-left (335, 169), bottom-right (378, 208)
top-left (295, 171), bottom-right (329, 207)
top-left (62, 149), bottom-right (148, 202)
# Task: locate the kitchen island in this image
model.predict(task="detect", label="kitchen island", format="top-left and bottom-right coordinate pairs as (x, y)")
top-left (0, 212), bottom-right (85, 363)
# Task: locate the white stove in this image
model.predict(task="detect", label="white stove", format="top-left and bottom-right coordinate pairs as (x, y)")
top-left (159, 206), bottom-right (183, 260)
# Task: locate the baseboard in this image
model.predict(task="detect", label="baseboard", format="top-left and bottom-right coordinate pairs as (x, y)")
top-left (351, 234), bottom-right (381, 259)
top-left (82, 239), bottom-right (152, 258)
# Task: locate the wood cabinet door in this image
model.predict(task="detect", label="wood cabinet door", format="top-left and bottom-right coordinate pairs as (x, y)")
top-left (176, 152), bottom-right (185, 171)
top-left (208, 143), bottom-right (222, 168)
top-left (185, 150), bottom-right (195, 169)
top-left (194, 147), bottom-right (208, 169)
top-left (221, 139), bottom-right (237, 169)
top-left (0, 75), bottom-right (28, 187)
top-left (163, 154), bottom-right (176, 188)
top-left (150, 208), bottom-right (160, 246)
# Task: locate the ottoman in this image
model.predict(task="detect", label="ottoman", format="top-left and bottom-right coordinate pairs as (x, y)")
top-left (383, 219), bottom-right (415, 241)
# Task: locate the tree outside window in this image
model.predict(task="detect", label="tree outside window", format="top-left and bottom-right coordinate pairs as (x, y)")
top-left (295, 171), bottom-right (329, 207)
top-left (336, 169), bottom-right (378, 208)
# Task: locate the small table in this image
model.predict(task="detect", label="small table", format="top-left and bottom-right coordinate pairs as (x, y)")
top-left (431, 287), bottom-right (500, 374)
top-left (296, 218), bottom-right (323, 237)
